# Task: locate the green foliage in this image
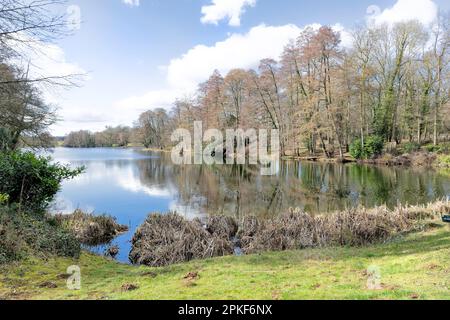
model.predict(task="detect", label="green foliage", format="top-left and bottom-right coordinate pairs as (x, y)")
top-left (0, 206), bottom-right (81, 264)
top-left (350, 135), bottom-right (384, 160)
top-left (437, 155), bottom-right (450, 168)
top-left (350, 139), bottom-right (364, 160)
top-left (0, 128), bottom-right (15, 152)
top-left (364, 136), bottom-right (384, 159)
top-left (423, 143), bottom-right (450, 154)
top-left (425, 144), bottom-right (441, 153)
top-left (0, 151), bottom-right (83, 212)
top-left (54, 210), bottom-right (128, 246)
top-left (402, 142), bottom-right (421, 154)
top-left (0, 194), bottom-right (8, 205)
top-left (437, 142), bottom-right (450, 154)
top-left (1, 227), bottom-right (449, 300)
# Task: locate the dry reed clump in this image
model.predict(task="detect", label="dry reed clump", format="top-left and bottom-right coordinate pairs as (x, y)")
top-left (54, 210), bottom-right (129, 246)
top-left (238, 200), bottom-right (448, 254)
top-left (129, 213), bottom-right (236, 267)
top-left (204, 215), bottom-right (239, 239)
top-left (410, 152), bottom-right (437, 167)
top-left (238, 212), bottom-right (319, 254)
top-left (129, 200), bottom-right (449, 266)
top-left (320, 206), bottom-right (412, 247)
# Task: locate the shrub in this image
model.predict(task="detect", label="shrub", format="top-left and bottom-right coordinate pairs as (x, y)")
top-left (428, 142), bottom-right (450, 154)
top-left (0, 193), bottom-right (8, 205)
top-left (439, 142), bottom-right (450, 154)
top-left (0, 208), bottom-right (24, 264)
top-left (425, 144), bottom-right (441, 153)
top-left (365, 135), bottom-right (384, 158)
top-left (0, 206), bottom-right (81, 264)
top-left (437, 155), bottom-right (450, 168)
top-left (402, 142), bottom-right (421, 154)
top-left (54, 210), bottom-right (129, 246)
top-left (350, 135), bottom-right (384, 160)
top-left (350, 139), bottom-right (364, 160)
top-left (238, 201), bottom-right (445, 254)
top-left (129, 201), bottom-right (447, 266)
top-left (0, 151), bottom-right (83, 213)
top-left (129, 213), bottom-right (236, 267)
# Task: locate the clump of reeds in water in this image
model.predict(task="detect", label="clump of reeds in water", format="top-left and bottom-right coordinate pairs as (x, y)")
top-left (54, 210), bottom-right (129, 246)
top-left (129, 213), bottom-right (238, 267)
top-left (130, 200), bottom-right (449, 266)
top-left (239, 200), bottom-right (448, 254)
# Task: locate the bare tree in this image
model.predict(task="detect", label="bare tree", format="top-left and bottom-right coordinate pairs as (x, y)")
top-left (0, 63), bottom-right (57, 150)
top-left (0, 0), bottom-right (84, 86)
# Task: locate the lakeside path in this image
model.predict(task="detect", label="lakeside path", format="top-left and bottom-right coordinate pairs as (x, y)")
top-left (1, 225), bottom-right (449, 300)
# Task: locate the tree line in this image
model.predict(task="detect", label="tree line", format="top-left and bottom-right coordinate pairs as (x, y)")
top-left (66, 18), bottom-right (450, 158)
top-left (63, 108), bottom-right (170, 148)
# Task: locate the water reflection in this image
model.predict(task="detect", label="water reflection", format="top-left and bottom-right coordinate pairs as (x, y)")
top-left (49, 148), bottom-right (450, 262)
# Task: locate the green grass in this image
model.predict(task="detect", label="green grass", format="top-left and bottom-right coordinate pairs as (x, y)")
top-left (1, 226), bottom-right (450, 300)
top-left (437, 155), bottom-right (450, 167)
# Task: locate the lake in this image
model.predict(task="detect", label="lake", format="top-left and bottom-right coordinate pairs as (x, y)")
top-left (48, 148), bottom-right (450, 263)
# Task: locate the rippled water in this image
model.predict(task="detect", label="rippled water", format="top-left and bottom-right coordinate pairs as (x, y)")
top-left (48, 148), bottom-right (450, 263)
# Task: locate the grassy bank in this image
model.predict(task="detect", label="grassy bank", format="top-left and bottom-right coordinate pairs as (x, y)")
top-left (1, 225), bottom-right (449, 300)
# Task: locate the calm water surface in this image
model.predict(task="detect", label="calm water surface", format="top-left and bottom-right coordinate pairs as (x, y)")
top-left (48, 148), bottom-right (450, 263)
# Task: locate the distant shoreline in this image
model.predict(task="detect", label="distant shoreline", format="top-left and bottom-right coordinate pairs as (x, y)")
top-left (52, 145), bottom-right (450, 169)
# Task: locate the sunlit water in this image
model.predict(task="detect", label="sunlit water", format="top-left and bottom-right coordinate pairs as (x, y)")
top-left (47, 148), bottom-right (450, 263)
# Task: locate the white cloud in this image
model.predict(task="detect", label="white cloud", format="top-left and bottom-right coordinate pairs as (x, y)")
top-left (117, 24), bottom-right (309, 112)
top-left (117, 22), bottom-right (359, 113)
top-left (122, 0), bottom-right (140, 7)
top-left (11, 34), bottom-right (86, 81)
top-left (366, 0), bottom-right (438, 27)
top-left (167, 24), bottom-right (306, 90)
top-left (10, 34), bottom-right (87, 108)
top-left (27, 43), bottom-right (86, 83)
top-left (201, 0), bottom-right (257, 27)
top-left (332, 23), bottom-right (353, 49)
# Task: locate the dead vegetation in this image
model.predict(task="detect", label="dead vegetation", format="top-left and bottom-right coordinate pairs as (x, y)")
top-left (130, 200), bottom-right (449, 266)
top-left (121, 284), bottom-right (139, 292)
top-left (129, 213), bottom-right (236, 267)
top-left (54, 210), bottom-right (129, 246)
top-left (239, 201), bottom-right (448, 254)
top-left (369, 152), bottom-right (437, 167)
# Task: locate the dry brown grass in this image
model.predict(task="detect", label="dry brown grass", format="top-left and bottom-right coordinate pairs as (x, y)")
top-left (130, 200), bottom-right (449, 266)
top-left (239, 200), bottom-right (448, 254)
top-left (129, 213), bottom-right (236, 267)
top-left (54, 210), bottom-right (128, 246)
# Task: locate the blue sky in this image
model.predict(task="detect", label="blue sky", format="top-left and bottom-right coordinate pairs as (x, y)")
top-left (37, 0), bottom-right (449, 135)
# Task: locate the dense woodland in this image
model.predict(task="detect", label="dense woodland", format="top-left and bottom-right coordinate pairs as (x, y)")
top-left (65, 20), bottom-right (450, 159)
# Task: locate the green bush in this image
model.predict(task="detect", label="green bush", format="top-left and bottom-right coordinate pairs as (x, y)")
top-left (0, 193), bottom-right (8, 205)
top-left (402, 142), bottom-right (421, 154)
top-left (0, 151), bottom-right (83, 213)
top-left (0, 209), bottom-right (24, 264)
top-left (437, 155), bottom-right (450, 167)
top-left (350, 135), bottom-right (384, 160)
top-left (350, 139), bottom-right (364, 160)
top-left (365, 136), bottom-right (384, 158)
top-left (54, 210), bottom-right (128, 246)
top-left (425, 144), bottom-right (441, 153)
top-left (0, 206), bottom-right (81, 264)
top-left (0, 127), bottom-right (15, 152)
top-left (437, 142), bottom-right (450, 154)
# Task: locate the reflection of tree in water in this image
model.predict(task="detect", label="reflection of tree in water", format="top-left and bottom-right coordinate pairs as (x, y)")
top-left (133, 153), bottom-right (450, 218)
